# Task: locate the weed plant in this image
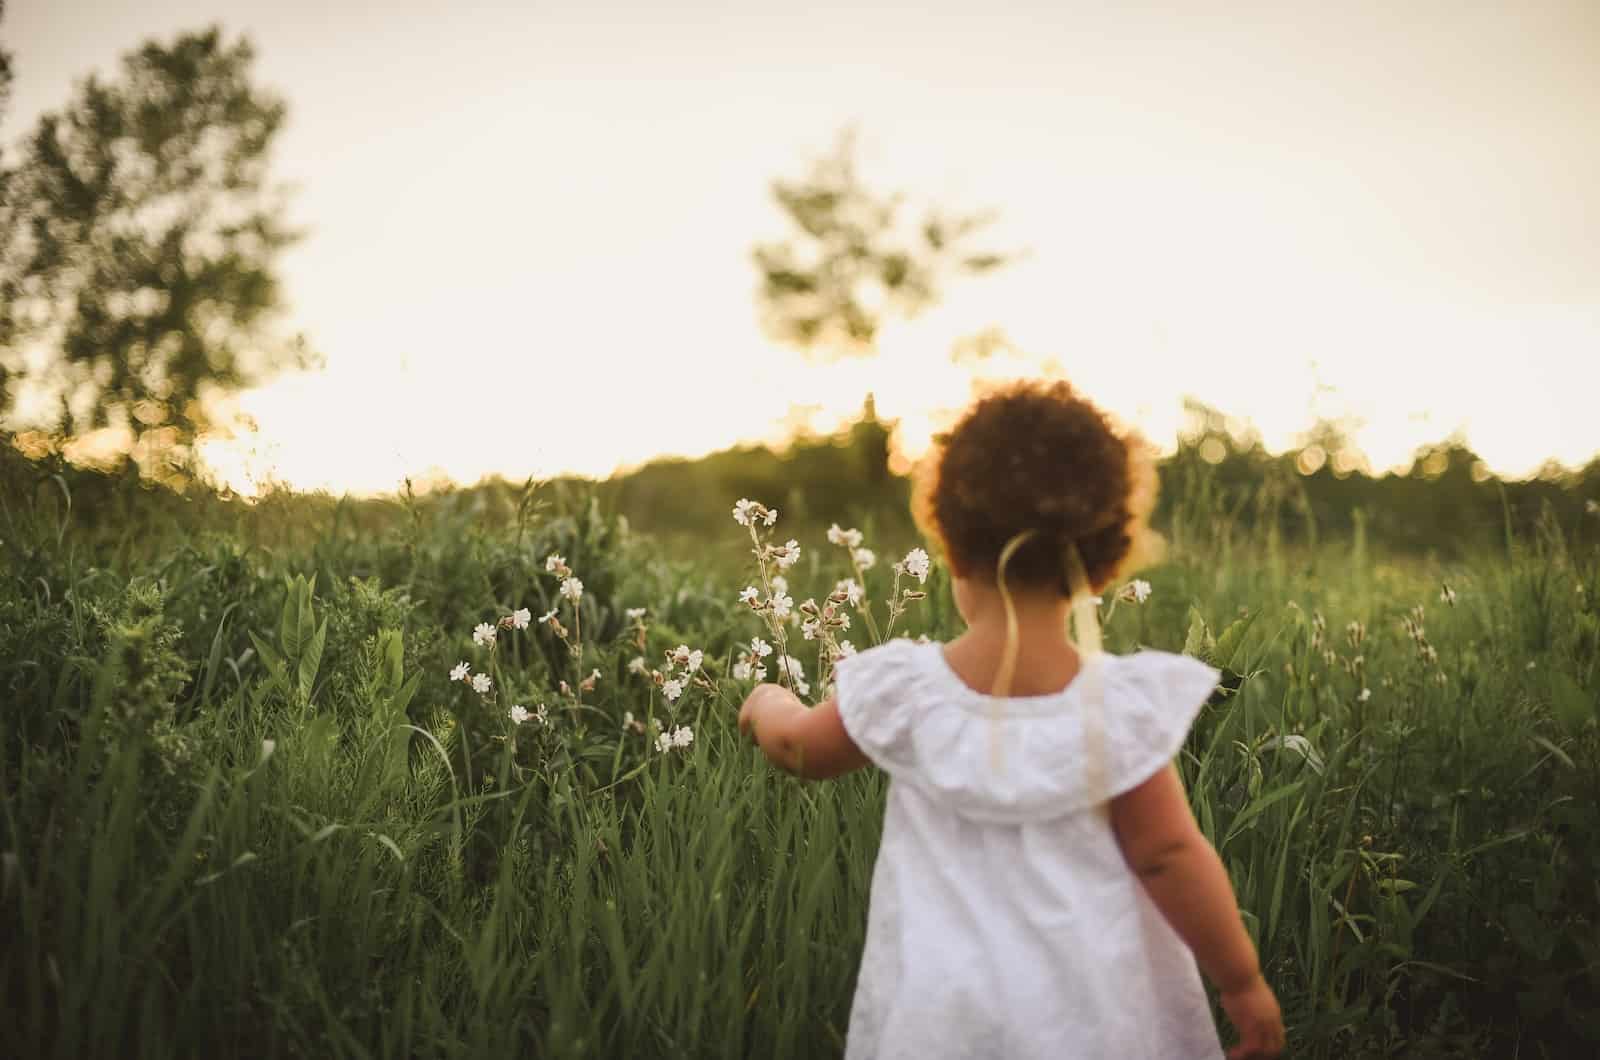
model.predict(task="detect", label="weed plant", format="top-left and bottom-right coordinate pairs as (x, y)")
top-left (2, 458), bottom-right (1597, 1058)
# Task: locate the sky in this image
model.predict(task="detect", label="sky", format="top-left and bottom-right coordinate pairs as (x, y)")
top-left (5, 0), bottom-right (1599, 494)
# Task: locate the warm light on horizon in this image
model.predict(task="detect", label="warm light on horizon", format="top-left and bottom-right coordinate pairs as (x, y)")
top-left (7, 2), bottom-right (1598, 498)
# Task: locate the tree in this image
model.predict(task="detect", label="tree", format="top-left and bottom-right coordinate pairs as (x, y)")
top-left (0, 26), bottom-right (309, 476)
top-left (0, 3), bottom-right (12, 128)
top-left (752, 128), bottom-right (1014, 359)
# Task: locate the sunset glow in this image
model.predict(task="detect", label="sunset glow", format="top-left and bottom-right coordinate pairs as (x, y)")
top-left (7, 1), bottom-right (1598, 496)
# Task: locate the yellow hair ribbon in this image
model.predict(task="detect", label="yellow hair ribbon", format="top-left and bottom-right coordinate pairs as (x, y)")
top-left (1064, 542), bottom-right (1109, 818)
top-left (990, 530), bottom-right (1037, 772)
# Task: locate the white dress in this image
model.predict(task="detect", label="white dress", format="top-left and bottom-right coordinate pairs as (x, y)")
top-left (833, 638), bottom-right (1226, 1060)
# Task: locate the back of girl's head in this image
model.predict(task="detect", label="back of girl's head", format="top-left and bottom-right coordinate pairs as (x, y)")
top-left (912, 379), bottom-right (1162, 595)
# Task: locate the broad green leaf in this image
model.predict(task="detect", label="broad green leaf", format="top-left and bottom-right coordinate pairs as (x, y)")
top-left (279, 576), bottom-right (301, 657)
top-left (247, 630), bottom-right (286, 684)
top-left (380, 629), bottom-right (404, 692)
top-left (1183, 606), bottom-right (1208, 658)
top-left (1212, 610), bottom-right (1257, 669)
top-left (297, 616), bottom-right (326, 702)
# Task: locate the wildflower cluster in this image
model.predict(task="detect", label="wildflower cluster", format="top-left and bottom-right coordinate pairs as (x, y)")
top-left (509, 703), bottom-right (549, 727)
top-left (449, 602), bottom-right (536, 696)
top-left (540, 554), bottom-right (585, 656)
top-left (446, 604), bottom-right (559, 733)
top-left (656, 724), bottom-right (695, 753)
top-left (730, 502), bottom-right (939, 701)
top-left (1287, 606), bottom-right (1374, 702)
top-left (1401, 604), bottom-right (1445, 684)
top-left (733, 637), bottom-right (774, 682)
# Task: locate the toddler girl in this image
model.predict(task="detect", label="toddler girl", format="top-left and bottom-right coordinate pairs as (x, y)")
top-left (738, 380), bottom-right (1285, 1058)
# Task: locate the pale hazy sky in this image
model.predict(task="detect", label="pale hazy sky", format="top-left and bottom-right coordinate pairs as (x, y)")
top-left (6, 0), bottom-right (1599, 493)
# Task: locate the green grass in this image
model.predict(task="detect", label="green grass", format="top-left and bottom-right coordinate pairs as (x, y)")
top-left (2, 466), bottom-right (1597, 1058)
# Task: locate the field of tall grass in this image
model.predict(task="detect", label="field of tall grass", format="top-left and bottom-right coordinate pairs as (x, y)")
top-left (2, 458), bottom-right (1597, 1058)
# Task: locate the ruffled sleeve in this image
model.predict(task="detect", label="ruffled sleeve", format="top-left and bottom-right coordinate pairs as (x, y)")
top-left (833, 639), bottom-right (926, 775)
top-left (1096, 650), bottom-right (1221, 800)
top-left (838, 643), bottom-right (1220, 823)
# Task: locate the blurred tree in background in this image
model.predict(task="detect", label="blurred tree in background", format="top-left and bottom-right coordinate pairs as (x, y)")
top-left (753, 127), bottom-right (1015, 358)
top-left (0, 4), bottom-right (12, 149)
top-left (0, 25), bottom-right (311, 483)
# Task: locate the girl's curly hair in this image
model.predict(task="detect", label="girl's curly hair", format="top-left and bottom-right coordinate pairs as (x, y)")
top-left (911, 379), bottom-right (1162, 594)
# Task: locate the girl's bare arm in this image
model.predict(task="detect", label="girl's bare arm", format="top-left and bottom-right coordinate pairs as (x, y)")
top-left (1109, 763), bottom-right (1262, 991)
top-left (737, 684), bottom-right (870, 779)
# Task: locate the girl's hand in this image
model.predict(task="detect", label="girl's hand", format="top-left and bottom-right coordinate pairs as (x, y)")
top-left (1220, 973), bottom-right (1285, 1059)
top-left (737, 685), bottom-right (869, 779)
top-left (738, 683), bottom-right (785, 740)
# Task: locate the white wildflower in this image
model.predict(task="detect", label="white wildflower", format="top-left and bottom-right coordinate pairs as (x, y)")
top-left (662, 678), bottom-right (684, 702)
top-left (901, 547), bottom-right (931, 583)
top-left (473, 622), bottom-right (497, 647)
top-left (511, 607), bottom-right (532, 630)
top-left (836, 579), bottom-right (864, 606)
top-left (1358, 687), bottom-right (1372, 702)
top-left (657, 724), bottom-right (695, 752)
top-left (1119, 579), bottom-right (1152, 604)
top-left (625, 607), bottom-right (647, 621)
top-left (732, 498), bottom-right (758, 526)
top-left (509, 705), bottom-right (531, 725)
top-left (801, 618), bottom-right (821, 641)
top-left (763, 507), bottom-right (778, 526)
top-left (771, 575), bottom-right (788, 596)
top-left (686, 649), bottom-right (703, 673)
top-left (732, 659), bottom-right (753, 681)
top-left (560, 577), bottom-right (584, 602)
top-left (773, 539), bottom-right (802, 571)
top-left (545, 553), bottom-right (569, 576)
top-left (828, 524), bottom-right (863, 548)
top-left (751, 637), bottom-right (773, 658)
top-left (629, 655), bottom-right (649, 675)
top-left (540, 606), bottom-right (559, 624)
top-left (771, 593), bottom-right (795, 620)
top-left (449, 661), bottom-right (471, 682)
top-left (853, 547), bottom-right (876, 571)
top-left (778, 654), bottom-right (806, 683)
top-left (836, 640), bottom-right (857, 658)
top-left (470, 672), bottom-right (492, 695)
top-left (739, 586), bottom-right (761, 607)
